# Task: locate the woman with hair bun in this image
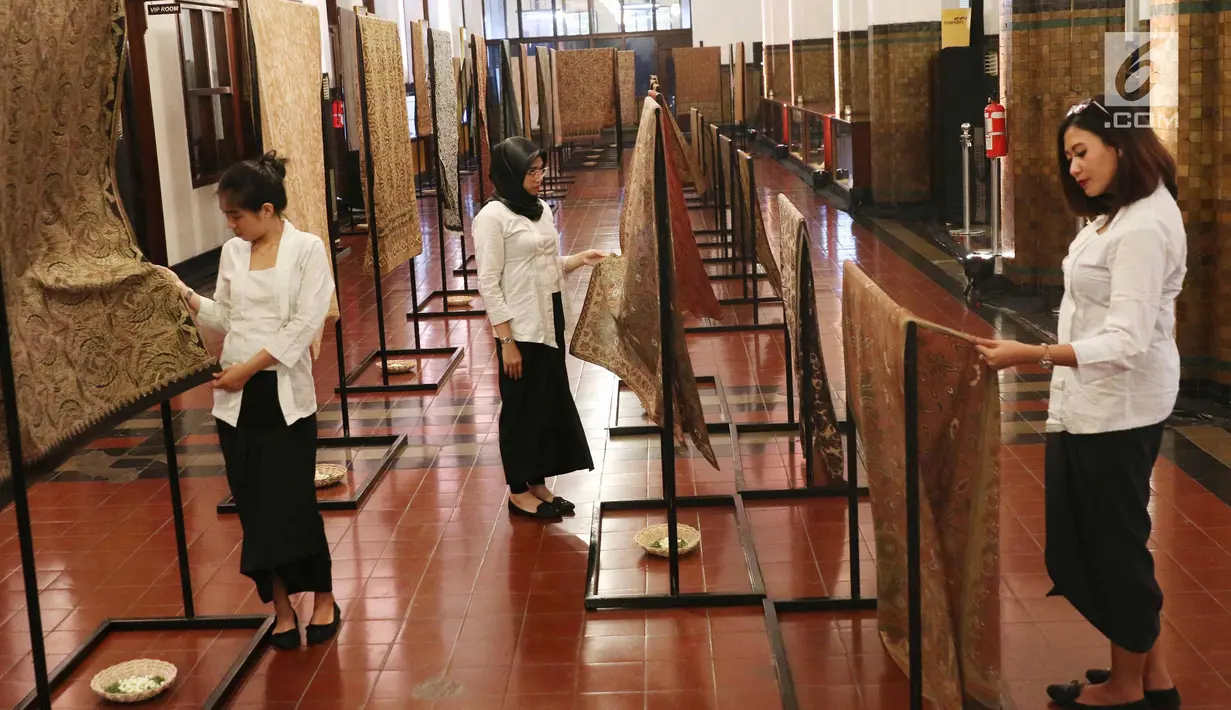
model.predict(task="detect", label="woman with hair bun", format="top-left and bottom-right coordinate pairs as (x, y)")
top-left (159, 151), bottom-right (340, 650)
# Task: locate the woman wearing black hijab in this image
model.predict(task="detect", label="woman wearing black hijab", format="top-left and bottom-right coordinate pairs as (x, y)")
top-left (473, 137), bottom-right (604, 520)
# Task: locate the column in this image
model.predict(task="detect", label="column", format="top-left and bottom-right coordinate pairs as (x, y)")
top-left (791, 0), bottom-right (835, 110)
top-left (762, 0), bottom-right (793, 101)
top-left (835, 0), bottom-right (869, 116)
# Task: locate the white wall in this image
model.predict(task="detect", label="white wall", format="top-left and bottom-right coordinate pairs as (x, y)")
top-left (791, 0), bottom-right (833, 40)
top-left (691, 0), bottom-right (763, 62)
top-left (869, 0), bottom-right (940, 26)
top-left (145, 11), bottom-right (231, 266)
top-left (463, 0), bottom-right (484, 35)
top-left (835, 0), bottom-right (868, 32)
top-left (763, 0), bottom-right (791, 47)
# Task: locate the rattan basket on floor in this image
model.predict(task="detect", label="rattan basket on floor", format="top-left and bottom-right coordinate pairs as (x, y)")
top-left (635, 523), bottom-right (701, 557)
top-left (314, 463), bottom-right (347, 488)
top-left (91, 659), bottom-right (176, 704)
top-left (380, 359), bottom-right (417, 375)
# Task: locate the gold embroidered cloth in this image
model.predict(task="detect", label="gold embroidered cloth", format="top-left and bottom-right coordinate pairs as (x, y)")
top-left (555, 49), bottom-right (616, 141)
top-left (411, 20), bottom-right (432, 136)
top-left (777, 196), bottom-right (844, 484)
top-left (841, 261), bottom-right (1001, 710)
top-left (737, 151), bottom-right (782, 295)
top-left (248, 0), bottom-right (339, 333)
top-left (671, 46), bottom-right (722, 118)
top-left (618, 50), bottom-right (636, 126)
top-left (429, 29), bottom-right (462, 232)
top-left (0, 0), bottom-right (215, 471)
top-left (734, 42), bottom-right (746, 124)
top-left (358, 14), bottom-right (423, 276)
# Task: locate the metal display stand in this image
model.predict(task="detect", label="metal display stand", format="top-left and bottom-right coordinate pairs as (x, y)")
top-left (411, 33), bottom-right (485, 321)
top-left (218, 75), bottom-right (408, 515)
top-left (338, 14), bottom-right (463, 396)
top-left (455, 37), bottom-right (495, 278)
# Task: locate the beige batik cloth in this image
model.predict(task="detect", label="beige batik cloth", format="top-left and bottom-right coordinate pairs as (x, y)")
top-left (842, 261), bottom-right (1001, 710)
top-left (733, 42), bottom-right (746, 124)
top-left (618, 50), bottom-right (637, 127)
top-left (410, 20), bottom-right (432, 136)
top-left (736, 150), bottom-right (782, 295)
top-left (650, 91), bottom-right (708, 197)
top-left (672, 46), bottom-right (722, 119)
top-left (776, 196), bottom-right (844, 484)
top-left (248, 0), bottom-right (339, 352)
top-left (429, 29), bottom-right (462, 232)
top-left (357, 14), bottom-right (423, 275)
top-left (0, 0), bottom-right (216, 472)
top-left (554, 49), bottom-right (616, 141)
top-left (338, 8), bottom-right (363, 151)
top-left (550, 49), bottom-right (564, 148)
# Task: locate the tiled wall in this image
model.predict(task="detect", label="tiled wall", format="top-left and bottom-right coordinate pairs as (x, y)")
top-left (795, 39), bottom-right (835, 110)
top-left (868, 22), bottom-right (941, 205)
top-left (836, 30), bottom-right (870, 116)
top-left (764, 44), bottom-right (793, 101)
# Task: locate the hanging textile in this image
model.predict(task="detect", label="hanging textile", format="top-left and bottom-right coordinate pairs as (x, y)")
top-left (248, 0), bottom-right (339, 345)
top-left (555, 49), bottom-right (616, 141)
top-left (536, 47), bottom-right (555, 147)
top-left (357, 13), bottom-right (423, 276)
top-left (430, 29), bottom-right (462, 232)
top-left (737, 150), bottom-right (783, 295)
top-left (776, 196), bottom-right (844, 484)
top-left (470, 34), bottom-right (496, 202)
top-left (671, 46), bottom-right (722, 119)
top-left (618, 50), bottom-right (637, 127)
top-left (733, 42), bottom-right (747, 124)
top-left (571, 100), bottom-right (717, 469)
top-left (338, 9), bottom-right (364, 151)
top-left (410, 20), bottom-right (432, 136)
top-left (499, 41), bottom-right (523, 139)
top-left (550, 49), bottom-right (564, 148)
top-left (518, 43), bottom-right (534, 139)
top-left (650, 91), bottom-right (707, 196)
top-left (842, 261), bottom-right (1001, 710)
top-left (0, 0), bottom-right (216, 472)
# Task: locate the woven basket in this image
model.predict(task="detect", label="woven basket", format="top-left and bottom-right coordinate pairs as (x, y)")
top-left (635, 524), bottom-right (701, 558)
top-left (381, 359), bottom-right (417, 375)
top-left (314, 463), bottom-right (347, 489)
top-left (91, 659), bottom-right (176, 704)
top-left (445, 295), bottom-right (473, 308)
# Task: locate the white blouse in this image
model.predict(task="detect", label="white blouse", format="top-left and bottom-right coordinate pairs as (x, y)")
top-left (196, 222), bottom-right (335, 427)
top-left (1047, 183), bottom-right (1187, 435)
top-left (473, 200), bottom-right (569, 347)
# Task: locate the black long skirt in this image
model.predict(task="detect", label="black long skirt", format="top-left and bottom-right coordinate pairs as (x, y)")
top-left (496, 292), bottom-right (594, 487)
top-left (217, 371), bottom-right (332, 604)
top-left (1044, 422), bottom-right (1165, 654)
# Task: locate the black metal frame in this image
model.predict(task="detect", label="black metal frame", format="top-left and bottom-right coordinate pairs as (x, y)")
top-left (412, 32), bottom-right (486, 321)
top-left (338, 14), bottom-right (464, 396)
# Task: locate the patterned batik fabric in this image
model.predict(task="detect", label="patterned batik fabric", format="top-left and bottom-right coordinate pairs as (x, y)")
top-left (555, 49), bottom-right (616, 141)
top-left (357, 14), bottom-right (423, 276)
top-left (429, 29), bottom-right (462, 232)
top-left (841, 261), bottom-right (1002, 710)
top-left (776, 196), bottom-right (844, 484)
top-left (671, 46), bottom-right (722, 119)
top-left (550, 49), bottom-right (564, 147)
top-left (248, 0), bottom-right (339, 341)
top-left (737, 151), bottom-right (783, 296)
top-left (411, 20), bottom-right (432, 136)
top-left (338, 9), bottom-right (364, 151)
top-left (536, 47), bottom-right (555, 145)
top-left (499, 41), bottom-right (523, 139)
top-left (734, 42), bottom-right (746, 124)
top-left (618, 50), bottom-right (637, 126)
top-left (651, 91), bottom-right (708, 197)
top-left (472, 34), bottom-right (496, 201)
top-left (518, 43), bottom-right (534, 139)
top-left (0, 0), bottom-right (216, 472)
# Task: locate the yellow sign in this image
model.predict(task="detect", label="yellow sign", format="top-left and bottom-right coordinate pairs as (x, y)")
top-left (942, 8), bottom-right (971, 48)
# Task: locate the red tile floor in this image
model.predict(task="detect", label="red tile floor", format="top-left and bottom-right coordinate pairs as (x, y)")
top-left (0, 152), bottom-right (1229, 709)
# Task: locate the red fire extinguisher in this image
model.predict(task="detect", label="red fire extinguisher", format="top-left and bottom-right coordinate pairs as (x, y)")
top-left (984, 97), bottom-right (1007, 159)
top-left (332, 100), bottom-right (344, 129)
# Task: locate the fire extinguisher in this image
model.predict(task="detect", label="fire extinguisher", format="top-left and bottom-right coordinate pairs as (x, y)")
top-left (984, 97), bottom-right (1007, 159)
top-left (332, 100), bottom-right (344, 129)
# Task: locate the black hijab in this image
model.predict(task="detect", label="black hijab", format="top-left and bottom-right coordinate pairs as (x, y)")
top-left (490, 136), bottom-right (545, 221)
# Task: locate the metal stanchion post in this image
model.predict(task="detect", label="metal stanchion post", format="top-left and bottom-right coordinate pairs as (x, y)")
top-left (949, 122), bottom-right (986, 248)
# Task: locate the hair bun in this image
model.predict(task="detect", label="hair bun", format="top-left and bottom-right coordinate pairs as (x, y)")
top-left (257, 150), bottom-right (288, 180)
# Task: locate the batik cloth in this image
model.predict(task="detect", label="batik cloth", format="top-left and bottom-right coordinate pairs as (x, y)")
top-left (0, 0), bottom-right (216, 473)
top-left (555, 49), bottom-right (616, 141)
top-left (550, 49), bottom-right (564, 147)
top-left (776, 196), bottom-right (844, 484)
top-left (734, 42), bottom-right (746, 124)
top-left (411, 20), bottom-right (432, 136)
top-left (672, 46), bottom-right (722, 119)
top-left (499, 41), bottom-right (523, 139)
top-left (429, 29), bottom-right (462, 232)
top-left (472, 34), bottom-right (496, 201)
top-left (247, 0), bottom-right (339, 341)
top-left (618, 50), bottom-right (637, 127)
top-left (536, 47), bottom-right (555, 146)
top-left (518, 43), bottom-right (534, 139)
top-left (651, 91), bottom-right (708, 196)
top-left (357, 14), bottom-right (423, 276)
top-left (737, 151), bottom-right (782, 295)
top-left (841, 261), bottom-right (1001, 710)
top-left (338, 9), bottom-right (363, 151)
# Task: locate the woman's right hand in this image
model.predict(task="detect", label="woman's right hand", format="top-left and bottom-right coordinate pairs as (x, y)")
top-left (502, 342), bottom-right (523, 380)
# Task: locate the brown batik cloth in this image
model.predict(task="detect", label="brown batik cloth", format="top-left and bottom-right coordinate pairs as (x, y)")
top-left (777, 196), bottom-right (844, 484)
top-left (429, 29), bottom-right (462, 232)
top-left (472, 34), bottom-right (496, 201)
top-left (555, 49), bottom-right (616, 141)
top-left (248, 0), bottom-right (339, 339)
top-left (338, 8), bottom-right (364, 151)
top-left (737, 151), bottom-right (783, 295)
top-left (411, 20), bottom-right (432, 136)
top-left (358, 14), bottom-right (423, 276)
top-left (733, 42), bottom-right (746, 124)
top-left (518, 43), bottom-right (533, 139)
top-left (842, 262), bottom-right (1001, 710)
top-left (672, 46), bottom-right (722, 119)
top-left (536, 47), bottom-right (555, 145)
top-left (651, 91), bottom-right (708, 197)
top-left (618, 50), bottom-right (637, 126)
top-left (0, 0), bottom-right (216, 472)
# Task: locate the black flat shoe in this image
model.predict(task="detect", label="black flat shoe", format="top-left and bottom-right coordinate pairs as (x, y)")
top-left (269, 612), bottom-right (300, 650)
top-left (508, 498), bottom-right (561, 521)
top-left (305, 602), bottom-right (341, 646)
top-left (1046, 681), bottom-right (1149, 710)
top-left (547, 496), bottom-right (575, 515)
top-left (1085, 670), bottom-right (1181, 709)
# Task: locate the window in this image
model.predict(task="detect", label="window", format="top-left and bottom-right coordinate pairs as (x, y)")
top-left (176, 2), bottom-right (246, 187)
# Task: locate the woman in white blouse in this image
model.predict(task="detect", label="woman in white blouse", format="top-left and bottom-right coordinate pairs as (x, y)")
top-left (975, 98), bottom-right (1184, 710)
top-left (473, 137), bottom-right (604, 521)
top-left (160, 152), bottom-right (339, 650)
